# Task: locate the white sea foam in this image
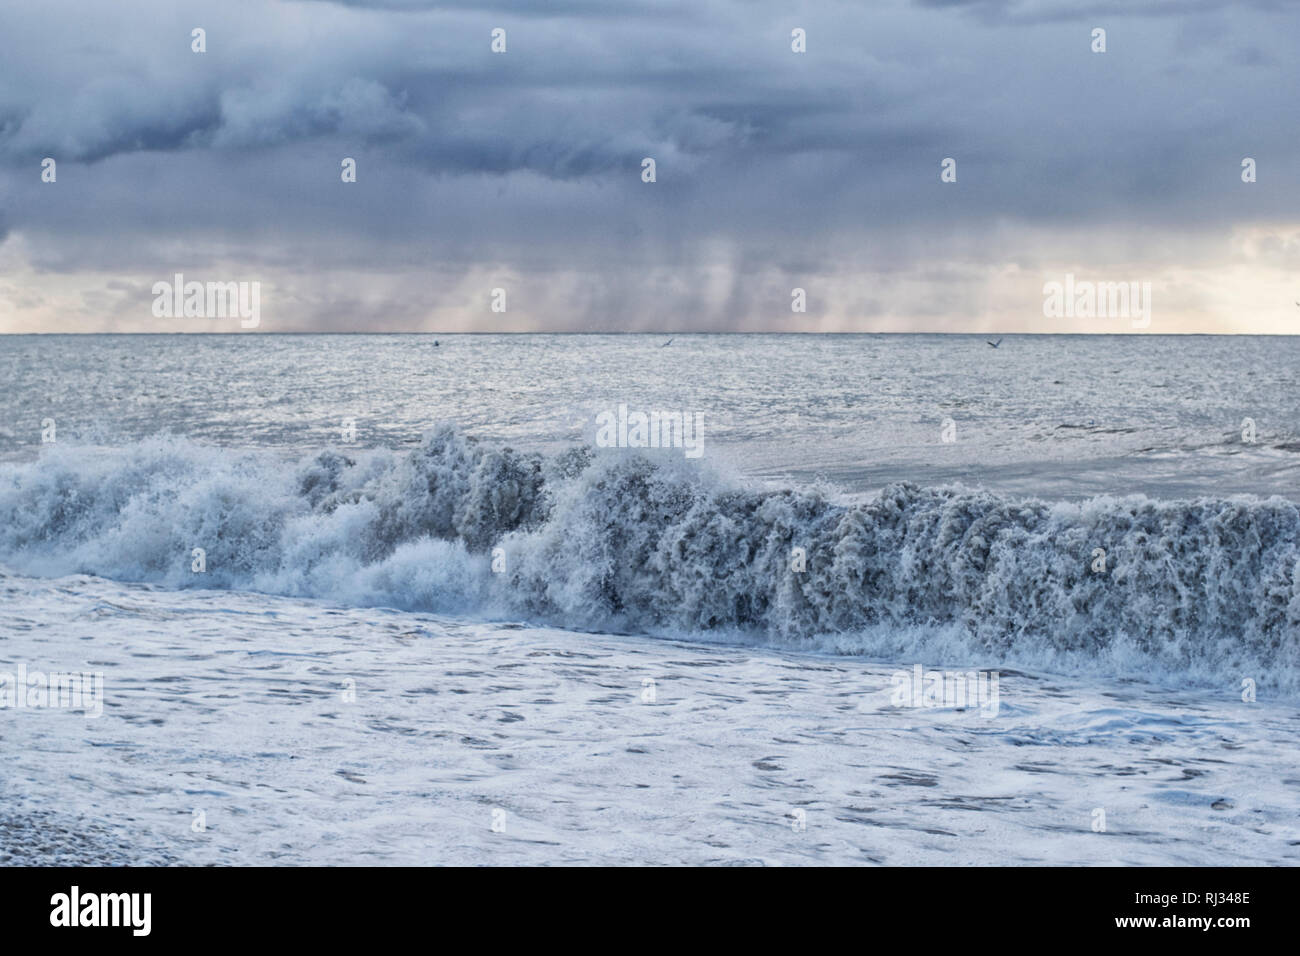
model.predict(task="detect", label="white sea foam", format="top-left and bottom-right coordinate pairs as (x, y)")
top-left (0, 571), bottom-right (1294, 865)
top-left (2, 426), bottom-right (1297, 693)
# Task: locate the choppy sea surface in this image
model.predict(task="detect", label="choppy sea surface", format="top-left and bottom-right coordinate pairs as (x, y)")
top-left (1, 334), bottom-right (1297, 864)
top-left (4, 333), bottom-right (1300, 498)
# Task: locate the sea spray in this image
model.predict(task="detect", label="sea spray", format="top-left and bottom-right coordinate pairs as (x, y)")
top-left (1, 425), bottom-right (1297, 691)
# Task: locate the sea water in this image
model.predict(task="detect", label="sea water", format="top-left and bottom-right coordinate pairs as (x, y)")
top-left (0, 334), bottom-right (1296, 864)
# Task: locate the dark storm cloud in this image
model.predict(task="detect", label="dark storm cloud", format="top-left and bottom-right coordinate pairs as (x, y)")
top-left (0, 0), bottom-right (1297, 330)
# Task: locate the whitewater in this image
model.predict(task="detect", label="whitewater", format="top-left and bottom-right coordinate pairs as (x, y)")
top-left (1, 333), bottom-right (1298, 864)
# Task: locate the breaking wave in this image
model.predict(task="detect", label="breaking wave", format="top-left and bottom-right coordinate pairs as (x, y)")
top-left (2, 426), bottom-right (1298, 691)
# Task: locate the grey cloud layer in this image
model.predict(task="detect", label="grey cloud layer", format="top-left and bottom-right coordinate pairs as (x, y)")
top-left (0, 0), bottom-right (1296, 329)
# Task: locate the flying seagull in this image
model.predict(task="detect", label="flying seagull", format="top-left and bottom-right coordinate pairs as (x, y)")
top-left (986, 338), bottom-right (1003, 348)
top-left (659, 337), bottom-right (673, 348)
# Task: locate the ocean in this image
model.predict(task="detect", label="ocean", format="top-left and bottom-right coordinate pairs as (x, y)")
top-left (1, 333), bottom-right (1297, 864)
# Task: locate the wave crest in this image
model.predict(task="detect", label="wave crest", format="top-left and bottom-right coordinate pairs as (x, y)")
top-left (2, 427), bottom-right (1297, 691)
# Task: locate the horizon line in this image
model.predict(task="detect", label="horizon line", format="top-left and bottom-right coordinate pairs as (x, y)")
top-left (2, 330), bottom-right (1298, 337)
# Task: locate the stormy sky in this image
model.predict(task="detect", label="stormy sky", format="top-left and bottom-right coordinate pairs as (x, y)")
top-left (0, 0), bottom-right (1297, 333)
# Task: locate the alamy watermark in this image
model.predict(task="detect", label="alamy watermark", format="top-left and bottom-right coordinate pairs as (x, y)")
top-left (0, 663), bottom-right (104, 718)
top-left (50, 886), bottom-right (150, 936)
top-left (152, 273), bottom-right (260, 328)
top-left (595, 404), bottom-right (704, 458)
top-left (1043, 273), bottom-right (1151, 328)
top-left (890, 664), bottom-right (999, 717)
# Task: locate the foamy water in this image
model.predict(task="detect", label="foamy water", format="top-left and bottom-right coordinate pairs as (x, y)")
top-left (3, 572), bottom-right (1296, 866)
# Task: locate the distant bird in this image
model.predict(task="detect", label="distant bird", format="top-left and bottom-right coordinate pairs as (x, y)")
top-left (433, 340), bottom-right (440, 346)
top-left (659, 337), bottom-right (673, 348)
top-left (986, 338), bottom-right (1003, 349)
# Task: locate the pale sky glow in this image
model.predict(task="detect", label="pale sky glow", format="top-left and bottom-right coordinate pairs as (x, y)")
top-left (1, 0), bottom-right (1298, 333)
